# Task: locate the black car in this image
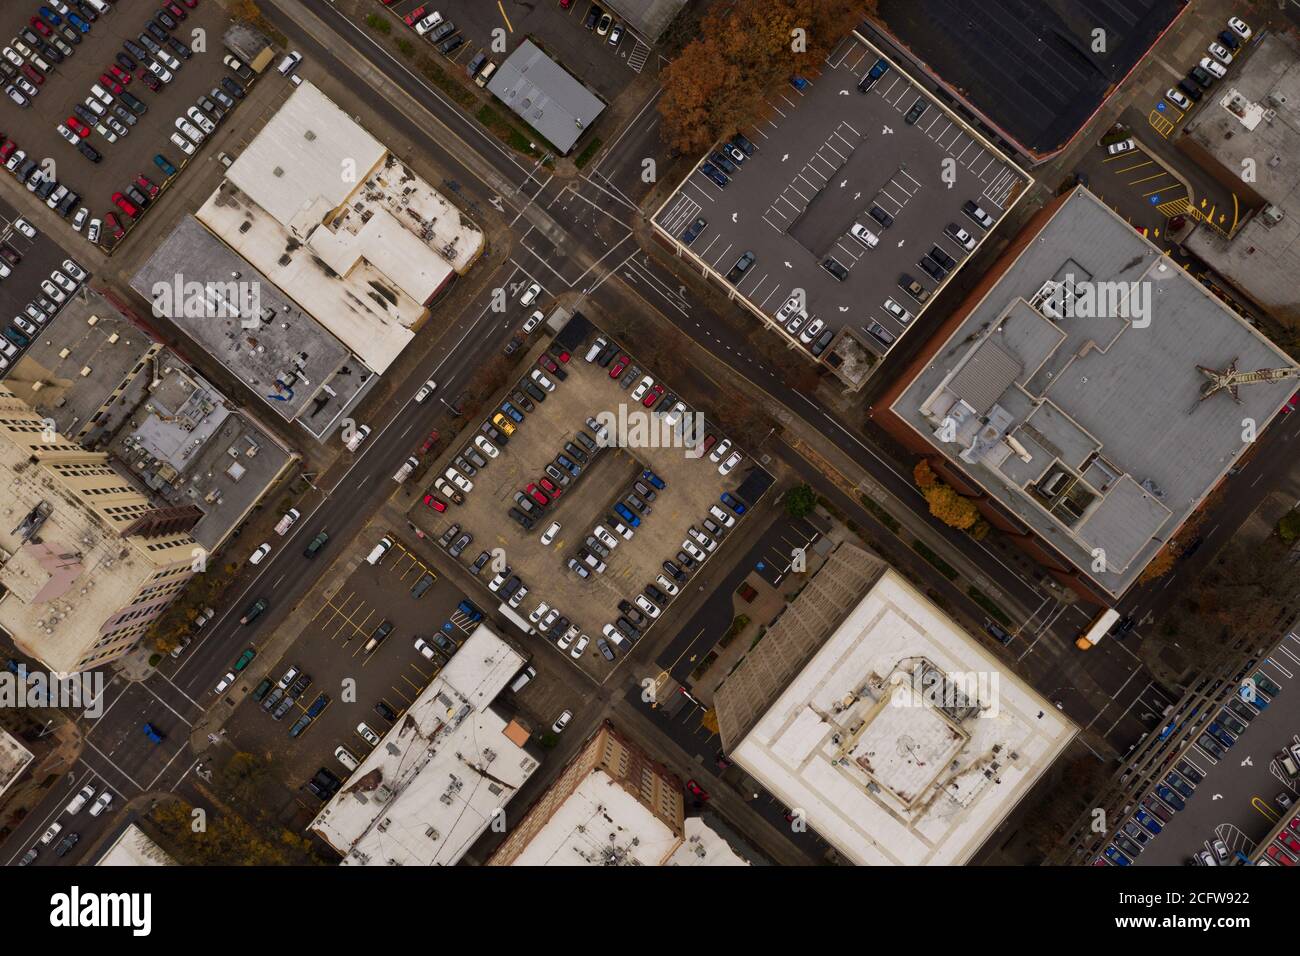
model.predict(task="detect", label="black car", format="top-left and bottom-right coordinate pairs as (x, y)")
top-left (985, 623), bottom-right (1013, 645)
top-left (574, 431), bottom-right (599, 454)
top-left (868, 204), bottom-right (894, 229)
top-left (124, 39), bottom-right (148, 61)
top-left (471, 551), bottom-right (491, 576)
top-left (76, 140), bottom-right (101, 163)
top-left (429, 20), bottom-right (456, 42)
top-left (563, 441), bottom-right (588, 464)
top-left (56, 191), bottom-right (79, 217)
top-left (821, 257), bottom-right (849, 282)
top-left (373, 700), bottom-right (397, 722)
top-left (500, 576), bottom-right (521, 599)
top-left (503, 336), bottom-right (522, 356)
top-left (1176, 78), bottom-right (1203, 102)
top-left (55, 833), bottom-right (80, 858)
top-left (662, 560), bottom-right (685, 582)
top-left (1188, 65), bottom-right (1214, 89)
top-left (119, 91), bottom-right (148, 115)
top-left (615, 617), bottom-right (641, 640)
top-left (167, 36), bottom-right (192, 59)
top-left (929, 246), bottom-right (957, 272)
top-left (904, 98), bottom-right (928, 124)
top-left (731, 132), bottom-right (755, 156)
top-left (584, 4), bottom-right (603, 30)
top-left (645, 583), bottom-right (668, 604)
top-left (157, 10), bottom-right (178, 30)
top-left (221, 76), bottom-right (246, 100)
top-left (675, 550), bottom-right (696, 571)
top-left (146, 22), bottom-right (169, 43)
top-left (522, 380), bottom-right (547, 403)
top-left (115, 51), bottom-right (137, 71)
top-left (287, 673), bottom-right (313, 700)
top-left (681, 216), bottom-right (707, 245)
top-left (509, 507), bottom-right (535, 530)
top-left (438, 34), bottom-right (464, 56)
top-left (918, 254), bottom-right (946, 281)
top-left (725, 251), bottom-right (755, 284)
top-left (633, 480), bottom-right (657, 501)
top-left (1217, 29), bottom-right (1240, 51)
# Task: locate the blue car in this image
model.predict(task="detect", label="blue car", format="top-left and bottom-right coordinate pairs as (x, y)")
top-left (1155, 785), bottom-right (1185, 811)
top-left (1207, 722), bottom-right (1236, 749)
top-left (501, 402), bottom-right (524, 424)
top-left (1103, 845), bottom-right (1131, 866)
top-left (641, 469), bottom-right (665, 490)
top-left (720, 491), bottom-right (746, 514)
top-left (305, 692), bottom-right (330, 718)
top-left (67, 11), bottom-right (91, 33)
top-left (790, 74), bottom-right (809, 91)
top-left (1133, 809), bottom-right (1162, 835)
top-left (142, 723), bottom-right (163, 744)
top-left (154, 154), bottom-right (177, 177)
top-left (614, 502), bottom-right (640, 527)
top-left (457, 599), bottom-right (483, 622)
top-left (699, 161), bottom-right (728, 188)
top-left (38, 6), bottom-right (63, 25)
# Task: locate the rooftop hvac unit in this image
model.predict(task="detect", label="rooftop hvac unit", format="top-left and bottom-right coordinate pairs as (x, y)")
top-left (1266, 91), bottom-right (1288, 108)
top-left (1261, 204), bottom-right (1285, 226)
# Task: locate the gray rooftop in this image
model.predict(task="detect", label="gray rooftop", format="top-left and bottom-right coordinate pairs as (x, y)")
top-left (487, 40), bottom-right (605, 155)
top-left (1182, 32), bottom-right (1300, 323)
top-left (129, 216), bottom-right (375, 442)
top-left (891, 187), bottom-right (1295, 597)
top-left (604, 0), bottom-right (687, 43)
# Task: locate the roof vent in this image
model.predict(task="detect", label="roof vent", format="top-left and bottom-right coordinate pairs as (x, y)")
top-left (304, 130), bottom-right (316, 142)
top-left (273, 167), bottom-right (284, 178)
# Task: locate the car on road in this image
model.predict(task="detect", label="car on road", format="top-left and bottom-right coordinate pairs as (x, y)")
top-left (213, 672), bottom-right (235, 695)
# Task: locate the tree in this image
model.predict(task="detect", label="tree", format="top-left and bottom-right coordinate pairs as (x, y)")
top-left (1278, 508), bottom-right (1300, 543)
top-left (658, 0), bottom-right (863, 154)
top-left (784, 483), bottom-right (816, 518)
top-left (913, 459), bottom-right (938, 489)
top-left (924, 484), bottom-right (979, 530)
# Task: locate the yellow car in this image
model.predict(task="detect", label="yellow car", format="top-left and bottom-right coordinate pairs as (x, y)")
top-left (491, 413), bottom-right (516, 436)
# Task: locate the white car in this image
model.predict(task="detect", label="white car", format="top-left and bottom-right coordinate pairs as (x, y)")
top-left (557, 624), bottom-right (577, 650)
top-left (186, 107), bottom-right (216, 135)
top-left (655, 574), bottom-right (680, 596)
top-left (1207, 41), bottom-right (1233, 65)
top-left (634, 595), bottom-right (661, 618)
top-left (1228, 17), bottom-right (1251, 41)
top-left (13, 218), bottom-right (36, 239)
top-left (681, 540), bottom-right (707, 562)
top-left (709, 437), bottom-right (731, 463)
top-left (88, 791), bottom-right (114, 818)
top-left (519, 282), bottom-right (541, 306)
top-left (414, 12), bottom-right (444, 35)
top-left (540, 608), bottom-right (560, 632)
top-left (249, 543), bottom-right (271, 564)
top-left (718, 450), bottom-right (742, 475)
top-left (83, 96), bottom-right (106, 117)
top-left (169, 131), bottom-right (195, 155)
top-left (39, 822), bottom-right (63, 846)
top-left (149, 60), bottom-right (174, 83)
top-left (528, 602), bottom-right (550, 624)
top-left (214, 672), bottom-right (235, 695)
top-left (5, 87), bottom-right (28, 108)
top-left (72, 208), bottom-right (88, 232)
top-left (444, 468), bottom-right (472, 493)
top-left (62, 259), bottom-right (87, 282)
top-left (87, 219), bottom-right (101, 244)
top-left (540, 521), bottom-right (560, 546)
top-left (40, 280), bottom-right (67, 305)
top-left (594, 526), bottom-right (619, 550)
top-left (1105, 138), bottom-right (1135, 156)
top-left (708, 504), bottom-right (736, 528)
top-left (175, 118), bottom-right (204, 143)
top-left (2, 47), bottom-right (22, 68)
top-left (882, 298), bottom-right (913, 324)
top-left (51, 271), bottom-right (77, 294)
top-left (1165, 88), bottom-right (1191, 110)
top-left (414, 379), bottom-right (437, 402)
top-left (522, 309), bottom-right (544, 334)
top-left (276, 666), bottom-right (300, 691)
top-left (334, 747), bottom-right (359, 771)
top-left (473, 435), bottom-right (498, 458)
top-left (488, 570), bottom-right (509, 593)
top-left (688, 527), bottom-right (717, 552)
top-left (530, 369), bottom-right (555, 392)
top-left (414, 637), bottom-right (437, 661)
top-left (57, 124), bottom-right (80, 145)
top-left (631, 375), bottom-right (653, 402)
top-left (1199, 56), bottom-right (1226, 79)
top-left (570, 634), bottom-right (590, 658)
top-left (552, 709), bottom-right (573, 734)
top-left (356, 722), bottom-right (381, 747)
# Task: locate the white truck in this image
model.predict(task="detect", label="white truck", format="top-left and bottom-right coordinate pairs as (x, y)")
top-left (393, 456), bottom-right (418, 483)
top-left (274, 508), bottom-right (301, 536)
top-left (64, 784), bottom-right (96, 815)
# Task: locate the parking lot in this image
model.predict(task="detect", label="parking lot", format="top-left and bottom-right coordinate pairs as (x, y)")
top-left (0, 194), bottom-right (84, 377)
top-left (653, 34), bottom-right (1029, 365)
top-left (0, 0), bottom-right (259, 250)
top-left (380, 0), bottom-right (650, 98)
top-left (408, 314), bottom-right (764, 679)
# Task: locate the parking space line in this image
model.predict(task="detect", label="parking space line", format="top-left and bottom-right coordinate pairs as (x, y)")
top-left (1130, 172), bottom-right (1169, 186)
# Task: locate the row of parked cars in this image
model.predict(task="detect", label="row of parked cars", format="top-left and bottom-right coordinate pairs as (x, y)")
top-left (4, 1), bottom-right (106, 109)
top-left (19, 779), bottom-right (115, 864)
top-left (1164, 16), bottom-right (1251, 111)
top-left (1099, 668), bottom-right (1283, 865)
top-left (698, 132), bottom-right (755, 189)
top-left (402, 6), bottom-right (470, 61)
top-left (2, 252), bottom-right (88, 374)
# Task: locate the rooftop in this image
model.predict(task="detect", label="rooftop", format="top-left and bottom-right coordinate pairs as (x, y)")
top-left (727, 563), bottom-right (1074, 865)
top-left (95, 824), bottom-right (176, 866)
top-left (888, 187), bottom-right (1295, 596)
top-left (1182, 31), bottom-right (1300, 322)
top-left (130, 216), bottom-right (373, 442)
top-left (0, 728), bottom-right (34, 800)
top-left (871, 0), bottom-right (1188, 161)
top-left (310, 625), bottom-right (539, 866)
top-left (486, 40), bottom-right (606, 155)
top-left (603, 0), bottom-right (687, 43)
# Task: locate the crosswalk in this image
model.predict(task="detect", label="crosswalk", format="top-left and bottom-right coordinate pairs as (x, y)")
top-left (627, 40), bottom-right (650, 75)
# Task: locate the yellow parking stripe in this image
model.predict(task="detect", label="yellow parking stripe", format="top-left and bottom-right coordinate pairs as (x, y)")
top-left (1116, 160), bottom-right (1153, 174)
top-left (498, 1), bottom-right (513, 31)
top-left (1129, 172), bottom-right (1170, 186)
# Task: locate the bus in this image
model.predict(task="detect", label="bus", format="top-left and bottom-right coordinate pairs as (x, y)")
top-left (1076, 608), bottom-right (1120, 650)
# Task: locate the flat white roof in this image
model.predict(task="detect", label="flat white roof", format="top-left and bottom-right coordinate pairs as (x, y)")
top-left (310, 626), bottom-right (538, 866)
top-left (731, 570), bottom-right (1074, 865)
top-left (95, 824), bottom-right (175, 866)
top-left (225, 82), bottom-right (386, 236)
top-left (0, 728), bottom-right (33, 800)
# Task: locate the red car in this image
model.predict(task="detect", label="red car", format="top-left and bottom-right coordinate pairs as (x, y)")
top-left (685, 779), bottom-right (710, 801)
top-left (105, 212), bottom-right (125, 240)
top-left (21, 64), bottom-right (44, 86)
top-left (642, 383), bottom-right (664, 408)
top-left (538, 354), bottom-right (558, 373)
top-left (422, 493), bottom-right (447, 512)
top-left (112, 192), bottom-right (140, 218)
top-left (418, 428), bottom-right (439, 454)
top-left (553, 350), bottom-right (570, 363)
top-left (164, 1), bottom-right (188, 19)
top-left (138, 71), bottom-right (162, 92)
top-left (181, 0), bottom-right (197, 8)
top-left (99, 74), bottom-right (124, 95)
top-left (1290, 815), bottom-right (1300, 832)
top-left (0, 141), bottom-right (15, 161)
top-left (109, 65), bottom-right (132, 85)
top-left (609, 353), bottom-right (629, 378)
top-left (1281, 833), bottom-right (1300, 857)
top-left (66, 117), bottom-right (90, 138)
top-left (30, 18), bottom-right (52, 37)
top-left (1267, 845), bottom-right (1295, 866)
top-left (539, 476), bottom-right (562, 498)
top-left (525, 483), bottom-right (548, 507)
top-left (135, 174), bottom-right (160, 198)
top-left (403, 3), bottom-right (427, 25)
top-left (1284, 390), bottom-right (1299, 415)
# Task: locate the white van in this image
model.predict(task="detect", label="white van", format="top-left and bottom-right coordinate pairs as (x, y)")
top-left (509, 665), bottom-right (536, 693)
top-left (277, 51), bottom-right (303, 75)
top-left (850, 223), bottom-right (879, 248)
top-left (366, 536), bottom-right (393, 566)
top-left (334, 746), bottom-right (358, 771)
top-left (84, 0), bottom-right (111, 12)
top-left (475, 61), bottom-right (497, 88)
top-left (393, 456), bottom-right (418, 483)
